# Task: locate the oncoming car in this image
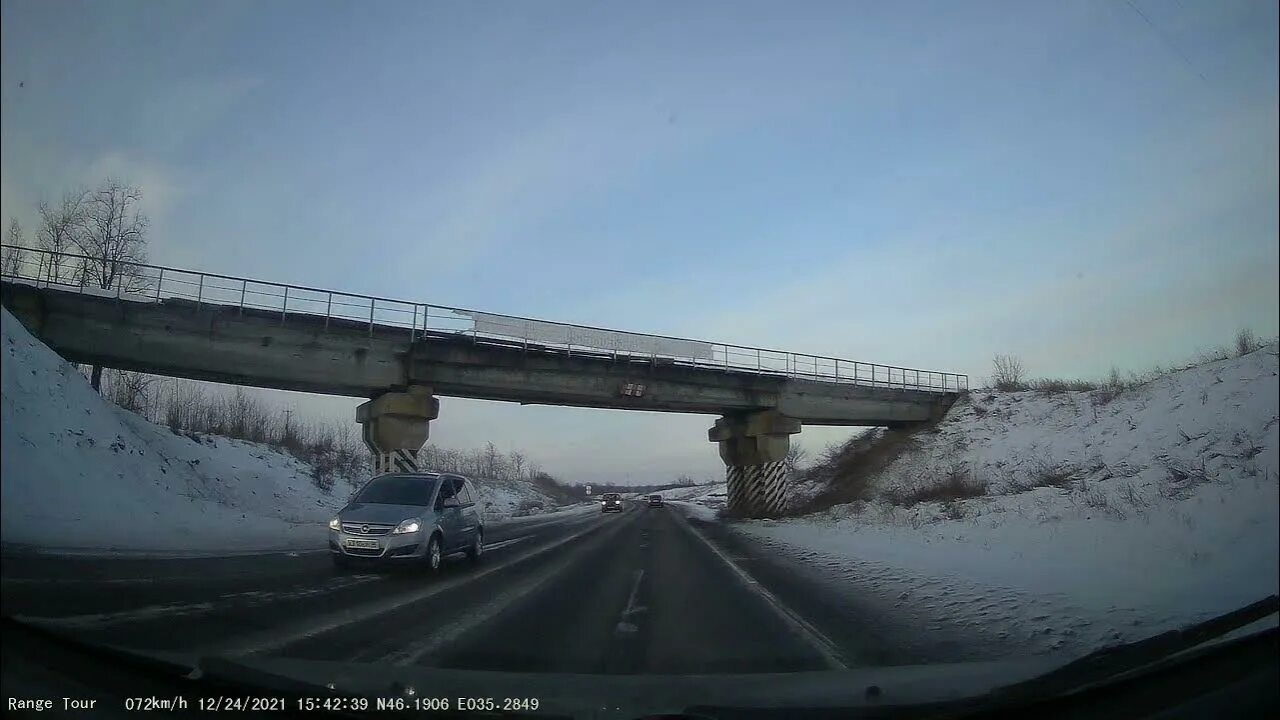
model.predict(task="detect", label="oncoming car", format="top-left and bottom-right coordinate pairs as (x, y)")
top-left (329, 472), bottom-right (484, 571)
top-left (601, 493), bottom-right (623, 512)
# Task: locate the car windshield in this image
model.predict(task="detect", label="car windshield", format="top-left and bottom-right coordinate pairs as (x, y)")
top-left (1, 1), bottom-right (1276, 716)
top-left (353, 476), bottom-right (438, 506)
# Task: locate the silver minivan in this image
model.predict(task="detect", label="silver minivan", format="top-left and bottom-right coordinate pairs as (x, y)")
top-left (329, 472), bottom-right (484, 571)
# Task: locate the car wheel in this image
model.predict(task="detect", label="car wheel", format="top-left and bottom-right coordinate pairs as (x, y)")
top-left (466, 531), bottom-right (484, 563)
top-left (425, 534), bottom-right (443, 573)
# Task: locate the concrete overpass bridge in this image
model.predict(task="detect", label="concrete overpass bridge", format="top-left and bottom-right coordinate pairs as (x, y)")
top-left (0, 246), bottom-right (967, 516)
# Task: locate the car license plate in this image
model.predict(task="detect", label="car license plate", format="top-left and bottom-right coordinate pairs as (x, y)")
top-left (344, 538), bottom-right (379, 550)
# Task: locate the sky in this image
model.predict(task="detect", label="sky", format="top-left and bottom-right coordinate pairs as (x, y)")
top-left (2, 0), bottom-right (1277, 485)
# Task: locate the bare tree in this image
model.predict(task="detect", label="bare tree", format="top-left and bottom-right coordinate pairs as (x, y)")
top-left (509, 450), bottom-right (527, 481)
top-left (991, 354), bottom-right (1026, 391)
top-left (37, 189), bottom-right (88, 284)
top-left (483, 442), bottom-right (500, 479)
top-left (2, 218), bottom-right (26, 277)
top-left (76, 180), bottom-right (150, 390)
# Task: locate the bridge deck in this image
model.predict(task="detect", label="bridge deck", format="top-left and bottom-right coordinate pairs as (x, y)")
top-left (0, 246), bottom-right (967, 395)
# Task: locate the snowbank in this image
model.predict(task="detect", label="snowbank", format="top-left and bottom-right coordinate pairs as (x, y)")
top-left (0, 308), bottom-right (568, 554)
top-left (1, 309), bottom-right (362, 554)
top-left (736, 345), bottom-right (1280, 655)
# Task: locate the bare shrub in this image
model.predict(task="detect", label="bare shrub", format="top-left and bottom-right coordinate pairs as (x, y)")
top-left (1191, 346), bottom-right (1232, 365)
top-left (782, 442), bottom-right (808, 474)
top-left (1235, 328), bottom-right (1260, 357)
top-left (1160, 459), bottom-right (1211, 500)
top-left (1119, 481), bottom-right (1147, 508)
top-left (1008, 459), bottom-right (1078, 493)
top-left (528, 471), bottom-right (579, 505)
top-left (1081, 487), bottom-right (1125, 519)
top-left (883, 463), bottom-right (989, 506)
top-left (1030, 378), bottom-right (1099, 394)
top-left (513, 499), bottom-right (545, 517)
top-left (105, 370), bottom-right (158, 420)
top-left (786, 427), bottom-right (924, 515)
top-left (991, 354), bottom-right (1026, 391)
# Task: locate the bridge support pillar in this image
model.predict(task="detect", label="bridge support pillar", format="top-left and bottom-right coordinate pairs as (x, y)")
top-left (356, 385), bottom-right (439, 475)
top-left (709, 410), bottom-right (801, 517)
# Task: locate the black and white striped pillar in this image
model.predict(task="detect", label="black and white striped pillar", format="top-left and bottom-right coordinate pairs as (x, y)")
top-left (726, 462), bottom-right (789, 517)
top-left (373, 448), bottom-right (419, 475)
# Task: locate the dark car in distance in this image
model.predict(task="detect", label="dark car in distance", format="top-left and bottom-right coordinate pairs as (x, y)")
top-left (648, 494), bottom-right (664, 508)
top-left (601, 493), bottom-right (623, 512)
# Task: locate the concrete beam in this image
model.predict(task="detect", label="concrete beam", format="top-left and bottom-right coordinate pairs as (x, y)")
top-left (709, 410), bottom-right (801, 467)
top-left (356, 385), bottom-right (439, 473)
top-left (356, 385), bottom-right (439, 451)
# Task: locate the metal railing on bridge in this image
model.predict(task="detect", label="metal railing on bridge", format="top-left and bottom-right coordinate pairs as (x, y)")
top-left (0, 245), bottom-right (968, 393)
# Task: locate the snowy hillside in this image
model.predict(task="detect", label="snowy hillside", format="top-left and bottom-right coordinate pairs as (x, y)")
top-left (725, 344), bottom-right (1280, 655)
top-left (472, 475), bottom-right (561, 517)
top-left (0, 308), bottom-right (564, 555)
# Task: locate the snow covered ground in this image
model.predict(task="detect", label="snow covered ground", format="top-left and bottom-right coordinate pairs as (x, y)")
top-left (684, 345), bottom-right (1280, 655)
top-left (0, 308), bottom-right (569, 556)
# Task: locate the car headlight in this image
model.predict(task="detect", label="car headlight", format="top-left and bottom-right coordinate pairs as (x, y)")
top-left (393, 519), bottom-right (421, 535)
top-left (328, 517), bottom-right (341, 531)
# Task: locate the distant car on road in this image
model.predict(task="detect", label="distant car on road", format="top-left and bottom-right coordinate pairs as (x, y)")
top-left (329, 472), bottom-right (484, 571)
top-left (601, 493), bottom-right (623, 513)
top-left (648, 494), bottom-right (664, 508)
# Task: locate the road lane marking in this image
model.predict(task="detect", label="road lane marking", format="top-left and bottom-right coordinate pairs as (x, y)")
top-left (482, 535), bottom-right (532, 552)
top-left (375, 514), bottom-right (639, 666)
top-left (614, 569), bottom-right (647, 634)
top-left (209, 517), bottom-right (611, 656)
top-left (670, 513), bottom-right (849, 670)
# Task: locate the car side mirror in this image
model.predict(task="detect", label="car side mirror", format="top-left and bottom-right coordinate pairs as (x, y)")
top-left (441, 496), bottom-right (460, 509)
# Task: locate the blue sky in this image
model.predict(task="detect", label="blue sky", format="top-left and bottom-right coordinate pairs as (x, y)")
top-left (3, 0), bottom-right (1277, 484)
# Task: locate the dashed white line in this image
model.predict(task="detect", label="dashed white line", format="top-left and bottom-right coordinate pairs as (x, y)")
top-left (377, 517), bottom-right (636, 666)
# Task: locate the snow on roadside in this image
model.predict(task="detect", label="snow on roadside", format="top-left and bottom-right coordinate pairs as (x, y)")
top-left (1, 308), bottom-right (362, 554)
top-left (737, 345), bottom-right (1279, 656)
top-left (471, 475), bottom-right (561, 518)
top-left (668, 500), bottom-right (719, 522)
top-left (0, 308), bottom-right (568, 554)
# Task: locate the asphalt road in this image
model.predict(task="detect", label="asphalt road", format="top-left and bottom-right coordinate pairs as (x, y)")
top-left (1, 503), bottom-right (991, 677)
